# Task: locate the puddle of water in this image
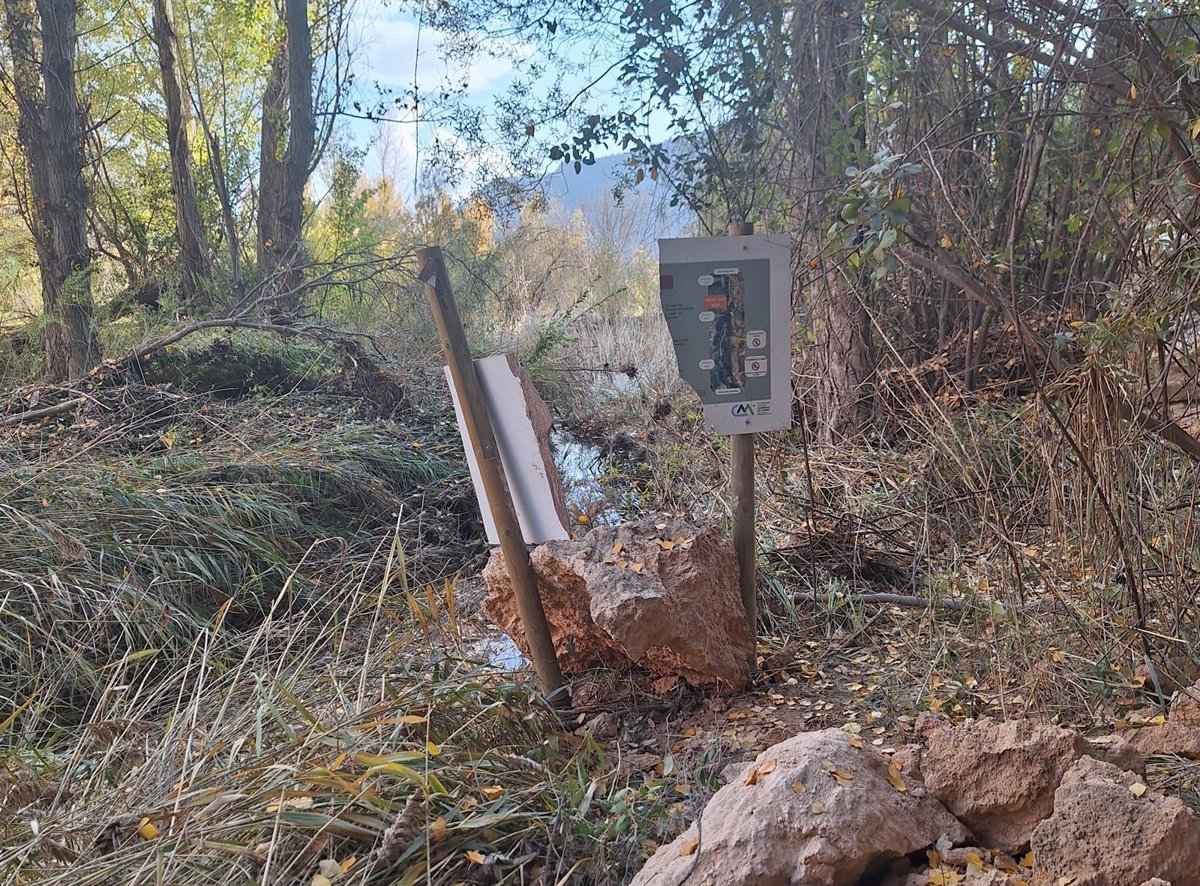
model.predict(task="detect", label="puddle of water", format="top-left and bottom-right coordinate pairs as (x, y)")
top-left (471, 634), bottom-right (527, 670)
top-left (552, 430), bottom-right (640, 524)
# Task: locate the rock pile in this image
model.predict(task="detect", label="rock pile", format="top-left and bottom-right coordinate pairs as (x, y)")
top-left (482, 515), bottom-right (753, 692)
top-left (633, 688), bottom-right (1200, 886)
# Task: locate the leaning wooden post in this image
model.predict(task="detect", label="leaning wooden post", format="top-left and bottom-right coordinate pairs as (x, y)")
top-left (417, 246), bottom-right (567, 703)
top-left (727, 221), bottom-right (757, 671)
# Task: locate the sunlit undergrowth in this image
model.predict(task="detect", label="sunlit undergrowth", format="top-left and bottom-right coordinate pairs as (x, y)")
top-left (0, 381), bottom-right (479, 738)
top-left (0, 380), bottom-right (692, 884)
top-left (0, 577), bottom-right (685, 885)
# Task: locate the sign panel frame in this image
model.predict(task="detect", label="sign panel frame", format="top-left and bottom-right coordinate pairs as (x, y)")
top-left (658, 234), bottom-right (793, 434)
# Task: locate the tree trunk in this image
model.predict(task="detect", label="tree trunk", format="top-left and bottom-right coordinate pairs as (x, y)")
top-left (257, 42), bottom-right (286, 281)
top-left (2, 0), bottom-right (100, 380)
top-left (257, 0), bottom-right (315, 320)
top-left (790, 0), bottom-right (875, 443)
top-left (151, 0), bottom-right (211, 309)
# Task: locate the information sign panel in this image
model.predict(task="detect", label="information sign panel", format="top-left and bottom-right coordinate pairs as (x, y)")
top-left (658, 234), bottom-right (792, 434)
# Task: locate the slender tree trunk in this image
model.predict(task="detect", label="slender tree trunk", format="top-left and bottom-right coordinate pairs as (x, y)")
top-left (151, 0), bottom-right (210, 309)
top-left (791, 0), bottom-right (875, 443)
top-left (257, 43), bottom-right (286, 279)
top-left (2, 0), bottom-right (100, 380)
top-left (257, 0), bottom-right (315, 320)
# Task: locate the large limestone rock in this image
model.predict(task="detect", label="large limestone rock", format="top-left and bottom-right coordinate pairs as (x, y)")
top-left (631, 729), bottom-right (968, 886)
top-left (483, 516), bottom-right (752, 691)
top-left (1130, 680), bottom-right (1200, 759)
top-left (1031, 756), bottom-right (1200, 886)
top-left (903, 716), bottom-right (1143, 852)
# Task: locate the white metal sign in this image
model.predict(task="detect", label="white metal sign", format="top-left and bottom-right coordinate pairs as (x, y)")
top-left (445, 354), bottom-right (571, 544)
top-left (658, 234), bottom-right (793, 434)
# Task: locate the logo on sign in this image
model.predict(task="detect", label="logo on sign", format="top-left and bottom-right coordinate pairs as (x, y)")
top-left (732, 403), bottom-right (757, 417)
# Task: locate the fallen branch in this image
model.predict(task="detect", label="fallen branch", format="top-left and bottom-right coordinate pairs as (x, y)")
top-left (0, 397), bottom-right (86, 427)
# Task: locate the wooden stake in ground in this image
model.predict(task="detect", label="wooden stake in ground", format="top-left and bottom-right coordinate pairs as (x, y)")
top-left (417, 247), bottom-right (567, 704)
top-left (727, 221), bottom-right (757, 670)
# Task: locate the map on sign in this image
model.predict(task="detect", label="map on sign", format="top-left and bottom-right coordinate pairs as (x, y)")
top-left (658, 234), bottom-right (793, 434)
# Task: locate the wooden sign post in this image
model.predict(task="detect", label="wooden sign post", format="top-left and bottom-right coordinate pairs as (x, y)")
top-left (417, 247), bottom-right (568, 704)
top-left (727, 221), bottom-right (756, 669)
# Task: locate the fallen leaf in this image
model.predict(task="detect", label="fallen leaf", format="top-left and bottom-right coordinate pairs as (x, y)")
top-left (398, 715), bottom-right (427, 725)
top-left (652, 675), bottom-right (679, 694)
top-left (743, 766), bottom-right (761, 786)
top-left (679, 837), bottom-right (699, 857)
top-left (137, 818), bottom-right (160, 840)
top-left (886, 759), bottom-right (907, 792)
top-left (1019, 850), bottom-right (1035, 868)
top-left (611, 542), bottom-right (623, 555)
top-left (759, 758), bottom-right (777, 775)
top-left (964, 850), bottom-right (985, 870)
top-left (577, 514), bottom-right (589, 524)
top-left (810, 800), bottom-right (826, 814)
top-left (790, 781), bottom-right (806, 795)
top-left (339, 857), bottom-right (357, 874)
top-left (928, 867), bottom-right (964, 886)
top-left (481, 785), bottom-right (505, 801)
top-left (847, 736), bottom-right (864, 749)
top-left (1130, 782), bottom-right (1148, 797)
top-left (658, 539), bottom-right (675, 550)
top-left (426, 741), bottom-right (441, 757)
top-left (431, 816), bottom-right (447, 841)
top-left (655, 522), bottom-right (667, 530)
top-left (1130, 82), bottom-right (1139, 100)
top-left (312, 876), bottom-right (333, 886)
top-left (631, 561), bottom-right (644, 573)
top-left (465, 850), bottom-right (487, 864)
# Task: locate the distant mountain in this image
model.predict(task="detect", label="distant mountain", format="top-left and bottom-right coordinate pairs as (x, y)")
top-left (538, 151), bottom-right (693, 248)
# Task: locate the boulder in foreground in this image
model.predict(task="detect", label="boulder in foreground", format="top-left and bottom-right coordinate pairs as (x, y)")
top-left (1031, 755), bottom-right (1200, 886)
top-left (631, 729), bottom-right (968, 886)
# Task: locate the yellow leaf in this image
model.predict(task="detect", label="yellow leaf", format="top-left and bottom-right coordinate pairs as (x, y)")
top-left (431, 816), bottom-right (447, 841)
top-left (481, 785), bottom-right (505, 801)
top-left (426, 741), bottom-right (441, 757)
top-left (631, 562), bottom-right (644, 573)
top-left (461, 796), bottom-right (478, 812)
top-left (832, 769), bottom-right (853, 787)
top-left (137, 818), bottom-right (160, 840)
top-left (399, 715), bottom-right (427, 725)
top-left (1019, 850), bottom-right (1036, 868)
top-left (340, 856), bottom-right (357, 874)
top-left (887, 759), bottom-right (907, 792)
top-left (611, 542), bottom-right (623, 555)
top-left (790, 781), bottom-right (806, 795)
top-left (928, 867), bottom-right (964, 886)
top-left (847, 736), bottom-right (864, 749)
top-left (465, 850), bottom-right (487, 864)
top-left (810, 800), bottom-right (826, 814)
top-left (679, 837), bottom-right (699, 857)
top-left (1191, 118), bottom-right (1200, 139)
top-left (1130, 82), bottom-right (1139, 100)
top-left (964, 850), bottom-right (985, 870)
top-left (618, 559), bottom-right (629, 569)
top-left (743, 766), bottom-right (761, 786)
top-left (759, 758), bottom-right (777, 775)
top-left (939, 234), bottom-right (953, 249)
top-left (311, 876), bottom-right (333, 886)
top-left (577, 514), bottom-right (589, 524)
top-left (658, 539), bottom-right (675, 550)
top-left (1130, 782), bottom-right (1148, 797)
top-left (927, 849), bottom-right (941, 868)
